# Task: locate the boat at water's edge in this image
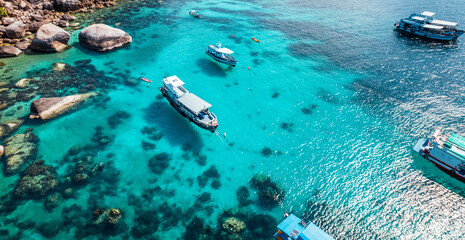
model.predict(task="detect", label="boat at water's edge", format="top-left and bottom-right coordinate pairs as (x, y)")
top-left (160, 76), bottom-right (218, 133)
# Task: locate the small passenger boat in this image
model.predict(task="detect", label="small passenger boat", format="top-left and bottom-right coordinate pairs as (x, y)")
top-left (189, 10), bottom-right (199, 18)
top-left (395, 11), bottom-right (464, 41)
top-left (160, 76), bottom-right (218, 133)
top-left (274, 214), bottom-right (334, 240)
top-left (414, 129), bottom-right (465, 181)
top-left (205, 42), bottom-right (237, 67)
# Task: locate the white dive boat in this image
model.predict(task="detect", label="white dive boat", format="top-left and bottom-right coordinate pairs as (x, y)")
top-left (205, 42), bottom-right (237, 67)
top-left (414, 129), bottom-right (465, 181)
top-left (395, 11), bottom-right (464, 41)
top-left (160, 76), bottom-right (218, 133)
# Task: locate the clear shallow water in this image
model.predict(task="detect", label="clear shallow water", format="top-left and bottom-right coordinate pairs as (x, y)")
top-left (1, 0), bottom-right (465, 239)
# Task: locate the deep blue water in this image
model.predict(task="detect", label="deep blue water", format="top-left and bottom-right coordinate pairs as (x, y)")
top-left (1, 0), bottom-right (465, 239)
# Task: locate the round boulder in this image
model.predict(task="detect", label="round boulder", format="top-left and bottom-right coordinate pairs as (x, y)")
top-left (5, 21), bottom-right (27, 39)
top-left (79, 24), bottom-right (132, 51)
top-left (30, 24), bottom-right (70, 52)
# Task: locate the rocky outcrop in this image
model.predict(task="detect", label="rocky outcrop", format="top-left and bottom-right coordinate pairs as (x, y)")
top-left (5, 21), bottom-right (26, 38)
top-left (79, 24), bottom-right (132, 51)
top-left (93, 208), bottom-right (122, 224)
top-left (14, 160), bottom-right (59, 199)
top-left (29, 92), bottom-right (97, 120)
top-left (0, 45), bottom-right (22, 57)
top-left (3, 129), bottom-right (38, 174)
top-left (30, 24), bottom-right (70, 52)
top-left (0, 118), bottom-right (24, 139)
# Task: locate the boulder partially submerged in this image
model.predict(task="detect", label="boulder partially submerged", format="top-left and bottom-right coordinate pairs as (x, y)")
top-left (3, 129), bottom-right (38, 174)
top-left (0, 46), bottom-right (22, 58)
top-left (79, 24), bottom-right (132, 51)
top-left (30, 92), bottom-right (97, 120)
top-left (30, 24), bottom-right (71, 52)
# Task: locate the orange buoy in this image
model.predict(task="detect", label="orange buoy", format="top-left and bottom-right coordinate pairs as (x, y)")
top-left (252, 37), bottom-right (260, 43)
top-left (141, 78), bottom-right (152, 83)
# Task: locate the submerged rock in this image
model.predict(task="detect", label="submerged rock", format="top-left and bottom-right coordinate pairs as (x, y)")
top-left (93, 208), bottom-right (122, 224)
top-left (131, 210), bottom-right (160, 238)
top-left (148, 152), bottom-right (172, 174)
top-left (79, 24), bottom-right (132, 51)
top-left (0, 45), bottom-right (22, 58)
top-left (29, 92), bottom-right (97, 120)
top-left (0, 118), bottom-right (24, 140)
top-left (14, 160), bottom-right (59, 199)
top-left (15, 78), bottom-right (31, 88)
top-left (3, 130), bottom-right (38, 174)
top-left (222, 217), bottom-right (246, 234)
top-left (30, 24), bottom-right (71, 52)
top-left (250, 173), bottom-right (285, 207)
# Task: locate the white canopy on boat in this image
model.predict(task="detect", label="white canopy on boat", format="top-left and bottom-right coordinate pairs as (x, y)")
top-left (423, 24), bottom-right (444, 30)
top-left (163, 75), bottom-right (187, 97)
top-left (430, 19), bottom-right (458, 27)
top-left (421, 11), bottom-right (436, 17)
top-left (412, 16), bottom-right (425, 21)
top-left (178, 93), bottom-right (212, 115)
top-left (216, 48), bottom-right (234, 54)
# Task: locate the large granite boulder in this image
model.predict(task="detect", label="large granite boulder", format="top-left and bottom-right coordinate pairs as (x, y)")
top-left (30, 24), bottom-right (70, 52)
top-left (3, 130), bottom-right (38, 174)
top-left (79, 24), bottom-right (132, 51)
top-left (14, 160), bottom-right (59, 199)
top-left (55, 0), bottom-right (84, 11)
top-left (5, 21), bottom-right (27, 39)
top-left (0, 46), bottom-right (22, 57)
top-left (29, 92), bottom-right (97, 120)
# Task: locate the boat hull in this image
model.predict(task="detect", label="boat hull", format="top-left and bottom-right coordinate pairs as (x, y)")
top-left (396, 26), bottom-right (458, 41)
top-left (160, 87), bottom-right (218, 133)
top-left (206, 51), bottom-right (237, 66)
top-left (414, 139), bottom-right (465, 181)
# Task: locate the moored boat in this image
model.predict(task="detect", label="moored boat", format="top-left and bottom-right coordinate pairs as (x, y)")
top-left (189, 10), bottom-right (200, 18)
top-left (414, 129), bottom-right (465, 181)
top-left (395, 11), bottom-right (464, 41)
top-left (274, 214), bottom-right (334, 240)
top-left (160, 76), bottom-right (218, 133)
top-left (205, 42), bottom-right (237, 67)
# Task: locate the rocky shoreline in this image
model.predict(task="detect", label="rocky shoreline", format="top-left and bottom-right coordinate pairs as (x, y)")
top-left (0, 0), bottom-right (121, 57)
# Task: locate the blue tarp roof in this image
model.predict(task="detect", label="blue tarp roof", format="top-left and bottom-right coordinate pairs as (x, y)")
top-left (277, 214), bottom-right (334, 240)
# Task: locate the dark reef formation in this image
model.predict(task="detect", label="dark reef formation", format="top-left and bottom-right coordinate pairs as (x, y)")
top-left (148, 152), bottom-right (172, 175)
top-left (14, 160), bottom-right (59, 199)
top-left (250, 173), bottom-right (285, 208)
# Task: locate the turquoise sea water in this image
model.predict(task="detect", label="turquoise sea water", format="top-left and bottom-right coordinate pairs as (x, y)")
top-left (1, 0), bottom-right (465, 239)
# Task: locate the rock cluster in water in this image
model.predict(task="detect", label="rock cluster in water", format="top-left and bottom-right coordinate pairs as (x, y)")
top-left (0, 0), bottom-right (117, 58)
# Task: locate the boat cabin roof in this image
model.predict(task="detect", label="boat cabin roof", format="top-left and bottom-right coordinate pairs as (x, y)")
top-left (412, 16), bottom-right (425, 21)
top-left (209, 44), bottom-right (234, 54)
top-left (178, 93), bottom-right (212, 115)
top-left (423, 24), bottom-right (444, 30)
top-left (421, 11), bottom-right (436, 17)
top-left (277, 214), bottom-right (334, 240)
top-left (430, 19), bottom-right (458, 27)
top-left (163, 75), bottom-right (187, 97)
